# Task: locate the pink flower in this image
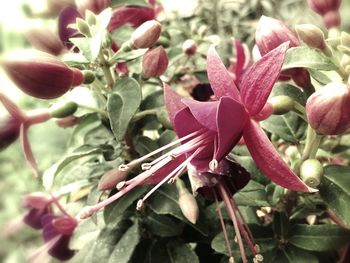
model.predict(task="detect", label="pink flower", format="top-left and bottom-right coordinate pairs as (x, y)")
top-left (227, 38), bottom-right (251, 84)
top-left (79, 41), bottom-right (313, 220)
top-left (23, 192), bottom-right (53, 229)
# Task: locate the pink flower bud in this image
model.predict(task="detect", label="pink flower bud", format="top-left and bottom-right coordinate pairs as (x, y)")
top-left (98, 168), bottom-right (129, 190)
top-left (130, 20), bottom-right (161, 49)
top-left (295, 24), bottom-right (327, 50)
top-left (25, 28), bottom-right (65, 56)
top-left (76, 0), bottom-right (111, 15)
top-left (307, 0), bottom-right (341, 16)
top-left (255, 16), bottom-right (299, 56)
top-left (142, 46), bottom-right (168, 78)
top-left (182, 39), bottom-right (197, 56)
top-left (323, 10), bottom-right (341, 28)
top-left (0, 115), bottom-right (21, 151)
top-left (306, 82), bottom-right (350, 135)
top-left (1, 50), bottom-right (83, 99)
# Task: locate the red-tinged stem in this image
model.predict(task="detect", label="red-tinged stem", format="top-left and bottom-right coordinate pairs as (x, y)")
top-left (218, 181), bottom-right (248, 263)
top-left (26, 110), bottom-right (51, 125)
top-left (50, 194), bottom-right (72, 218)
top-left (20, 124), bottom-right (39, 177)
top-left (213, 189), bottom-right (233, 260)
top-left (327, 209), bottom-right (350, 231)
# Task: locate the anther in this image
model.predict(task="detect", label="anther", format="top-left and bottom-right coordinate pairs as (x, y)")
top-left (119, 164), bottom-right (129, 171)
top-left (141, 163), bottom-right (152, 170)
top-left (209, 159), bottom-right (218, 171)
top-left (79, 206), bottom-right (94, 219)
top-left (136, 199), bottom-right (144, 210)
top-left (116, 181), bottom-right (126, 190)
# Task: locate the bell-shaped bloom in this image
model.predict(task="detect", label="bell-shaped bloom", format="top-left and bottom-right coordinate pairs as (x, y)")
top-left (23, 192), bottom-right (53, 229)
top-left (79, 41), bottom-right (313, 221)
top-left (1, 50), bottom-right (83, 99)
top-left (108, 5), bottom-right (156, 32)
top-left (25, 27), bottom-right (66, 56)
top-left (307, 0), bottom-right (341, 28)
top-left (142, 46), bottom-right (168, 78)
top-left (76, 0), bottom-right (111, 15)
top-left (306, 82), bottom-right (350, 135)
top-left (255, 16), bottom-right (311, 89)
top-left (188, 158), bottom-right (262, 262)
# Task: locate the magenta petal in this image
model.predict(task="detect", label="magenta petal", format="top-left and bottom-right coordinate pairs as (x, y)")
top-left (232, 38), bottom-right (246, 80)
top-left (173, 107), bottom-right (204, 138)
top-left (163, 83), bottom-right (186, 128)
top-left (182, 99), bottom-right (219, 132)
top-left (20, 124), bottom-right (39, 177)
top-left (240, 42), bottom-right (289, 117)
top-left (58, 7), bottom-right (82, 47)
top-left (243, 119), bottom-right (316, 192)
top-left (0, 93), bottom-right (26, 120)
top-left (142, 155), bottom-right (186, 184)
top-left (108, 6), bottom-right (155, 32)
top-left (214, 97), bottom-right (247, 162)
top-left (207, 46), bottom-right (241, 101)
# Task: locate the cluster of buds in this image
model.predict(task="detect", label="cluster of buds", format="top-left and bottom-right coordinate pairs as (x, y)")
top-left (255, 16), bottom-right (312, 90)
top-left (23, 192), bottom-right (77, 261)
top-left (306, 82), bottom-right (350, 135)
top-left (307, 0), bottom-right (341, 28)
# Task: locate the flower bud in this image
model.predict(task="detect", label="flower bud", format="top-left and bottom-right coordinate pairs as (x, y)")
top-left (0, 115), bottom-right (21, 151)
top-left (268, 95), bottom-right (295, 115)
top-left (49, 101), bottom-right (78, 118)
top-left (142, 46), bottom-right (168, 78)
top-left (130, 20), bottom-right (162, 49)
top-left (182, 39), bottom-right (197, 56)
top-left (176, 180), bottom-right (199, 224)
top-left (1, 50), bottom-right (83, 99)
top-left (255, 16), bottom-right (299, 56)
top-left (300, 159), bottom-right (323, 188)
top-left (25, 27), bottom-right (65, 56)
top-left (76, 0), bottom-right (111, 15)
top-left (306, 82), bottom-right (350, 135)
top-left (323, 10), bottom-right (341, 28)
top-left (295, 24), bottom-right (327, 50)
top-left (82, 70), bottom-right (95, 84)
top-left (98, 168), bottom-right (129, 190)
top-left (307, 0), bottom-right (341, 28)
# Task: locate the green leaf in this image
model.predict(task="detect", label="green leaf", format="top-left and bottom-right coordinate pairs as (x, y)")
top-left (272, 211), bottom-right (290, 239)
top-left (289, 224), bottom-right (350, 251)
top-left (234, 180), bottom-right (270, 206)
top-left (112, 49), bottom-right (147, 63)
top-left (261, 112), bottom-right (307, 143)
top-left (283, 47), bottom-right (337, 71)
top-left (143, 211), bottom-right (184, 237)
top-left (108, 221), bottom-right (141, 263)
top-left (70, 37), bottom-right (93, 61)
top-left (148, 184), bottom-right (208, 235)
top-left (43, 145), bottom-right (102, 190)
top-left (107, 77), bottom-right (142, 141)
top-left (308, 68), bottom-right (332, 85)
top-left (166, 240), bottom-right (199, 263)
top-left (320, 165), bottom-right (350, 227)
top-left (103, 186), bottom-right (149, 224)
top-left (134, 136), bottom-right (159, 156)
top-left (271, 83), bottom-right (307, 105)
top-left (281, 245), bottom-right (318, 263)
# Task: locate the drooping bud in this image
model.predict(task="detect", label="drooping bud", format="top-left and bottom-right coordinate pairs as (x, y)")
top-left (255, 16), bottom-right (299, 56)
top-left (130, 20), bottom-right (162, 49)
top-left (25, 27), bottom-right (65, 56)
top-left (268, 95), bottom-right (295, 115)
top-left (307, 0), bottom-right (341, 28)
top-left (300, 159), bottom-right (323, 188)
top-left (75, 0), bottom-right (111, 15)
top-left (176, 179), bottom-right (199, 224)
top-left (49, 101), bottom-right (78, 118)
top-left (182, 39), bottom-right (197, 56)
top-left (306, 82), bottom-right (350, 135)
top-left (0, 115), bottom-right (21, 151)
top-left (98, 168), bottom-right (130, 190)
top-left (142, 46), bottom-right (168, 78)
top-left (295, 24), bottom-right (327, 50)
top-left (1, 50), bottom-right (83, 99)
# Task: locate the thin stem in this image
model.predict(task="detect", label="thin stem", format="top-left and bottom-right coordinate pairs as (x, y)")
top-left (132, 107), bottom-right (164, 122)
top-left (99, 52), bottom-right (114, 89)
top-left (301, 125), bottom-right (320, 162)
top-left (77, 104), bottom-right (108, 117)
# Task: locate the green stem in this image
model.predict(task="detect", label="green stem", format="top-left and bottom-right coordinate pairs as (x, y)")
top-left (293, 101), bottom-right (307, 121)
top-left (77, 104), bottom-right (108, 117)
top-left (301, 125), bottom-right (322, 162)
top-left (99, 52), bottom-right (114, 89)
top-left (132, 107), bottom-right (163, 122)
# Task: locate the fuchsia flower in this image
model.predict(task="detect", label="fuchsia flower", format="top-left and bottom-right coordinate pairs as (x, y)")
top-left (79, 41), bottom-right (313, 221)
top-left (227, 38), bottom-right (251, 83)
top-left (23, 192), bottom-right (53, 229)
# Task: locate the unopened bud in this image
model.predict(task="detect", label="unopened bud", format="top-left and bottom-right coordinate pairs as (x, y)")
top-left (98, 168), bottom-right (129, 190)
top-left (1, 50), bottom-right (83, 99)
top-left (130, 20), bottom-right (162, 49)
top-left (307, 0), bottom-right (341, 16)
top-left (142, 46), bottom-right (168, 78)
top-left (268, 95), bottom-right (295, 115)
top-left (182, 39), bottom-right (197, 56)
top-left (176, 180), bottom-right (199, 224)
top-left (300, 159), bottom-right (323, 188)
top-left (76, 17), bottom-right (91, 37)
top-left (49, 101), bottom-right (78, 118)
top-left (82, 70), bottom-right (95, 84)
top-left (323, 10), bottom-right (341, 29)
top-left (306, 82), bottom-right (350, 135)
top-left (296, 24), bottom-right (326, 50)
